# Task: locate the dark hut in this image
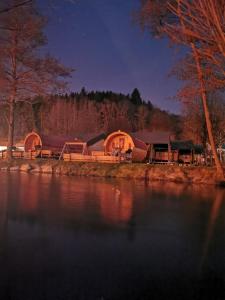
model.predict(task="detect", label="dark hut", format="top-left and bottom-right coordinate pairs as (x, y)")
top-left (133, 131), bottom-right (172, 162)
top-left (171, 141), bottom-right (204, 164)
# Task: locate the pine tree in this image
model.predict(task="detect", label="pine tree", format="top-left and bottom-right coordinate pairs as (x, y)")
top-left (130, 88), bottom-right (142, 105)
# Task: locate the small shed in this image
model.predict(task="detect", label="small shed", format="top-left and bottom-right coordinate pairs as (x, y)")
top-left (103, 130), bottom-right (148, 162)
top-left (171, 140), bottom-right (195, 163)
top-left (24, 131), bottom-right (74, 158)
top-left (133, 131), bottom-right (172, 162)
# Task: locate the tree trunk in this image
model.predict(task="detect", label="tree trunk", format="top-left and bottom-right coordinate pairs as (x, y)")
top-left (7, 27), bottom-right (17, 160)
top-left (192, 43), bottom-right (224, 180)
top-left (7, 98), bottom-right (15, 160)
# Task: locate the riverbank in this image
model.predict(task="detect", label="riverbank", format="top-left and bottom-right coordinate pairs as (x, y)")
top-left (0, 159), bottom-right (224, 186)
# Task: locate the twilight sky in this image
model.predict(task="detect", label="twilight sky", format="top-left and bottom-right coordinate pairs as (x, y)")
top-left (39, 0), bottom-right (182, 113)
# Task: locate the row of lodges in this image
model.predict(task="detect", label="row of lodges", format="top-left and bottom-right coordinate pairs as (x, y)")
top-left (18, 130), bottom-right (203, 164)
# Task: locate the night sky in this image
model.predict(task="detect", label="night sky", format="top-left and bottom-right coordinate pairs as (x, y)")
top-left (39, 0), bottom-right (182, 113)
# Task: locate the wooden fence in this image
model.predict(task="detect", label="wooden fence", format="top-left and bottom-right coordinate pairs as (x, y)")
top-left (63, 153), bottom-right (121, 163)
top-left (0, 151), bottom-right (24, 159)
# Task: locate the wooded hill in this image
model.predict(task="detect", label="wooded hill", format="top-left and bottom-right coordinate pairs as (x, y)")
top-left (0, 88), bottom-right (181, 142)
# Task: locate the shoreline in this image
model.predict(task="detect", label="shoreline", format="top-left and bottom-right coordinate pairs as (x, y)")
top-left (0, 159), bottom-right (224, 186)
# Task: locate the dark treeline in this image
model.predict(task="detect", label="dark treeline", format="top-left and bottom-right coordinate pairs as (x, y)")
top-left (0, 88), bottom-right (181, 141)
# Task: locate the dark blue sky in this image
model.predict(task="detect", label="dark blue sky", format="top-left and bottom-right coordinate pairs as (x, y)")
top-left (39, 0), bottom-right (182, 113)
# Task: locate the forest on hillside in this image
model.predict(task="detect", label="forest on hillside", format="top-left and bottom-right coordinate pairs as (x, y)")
top-left (0, 88), bottom-right (180, 141)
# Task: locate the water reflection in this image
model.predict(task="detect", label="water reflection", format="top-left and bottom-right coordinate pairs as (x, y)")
top-left (200, 189), bottom-right (224, 273)
top-left (0, 173), bottom-right (224, 300)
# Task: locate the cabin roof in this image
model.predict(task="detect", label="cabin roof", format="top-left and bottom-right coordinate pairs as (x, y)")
top-left (171, 140), bottom-right (194, 150)
top-left (171, 141), bottom-right (204, 153)
top-left (67, 133), bottom-right (106, 146)
top-left (82, 133), bottom-right (106, 146)
top-left (130, 135), bottom-right (148, 150)
top-left (104, 130), bottom-right (148, 150)
top-left (24, 132), bottom-right (75, 151)
top-left (132, 130), bottom-right (172, 144)
top-left (194, 144), bottom-right (204, 154)
top-left (24, 131), bottom-right (107, 152)
top-left (39, 134), bottom-right (75, 149)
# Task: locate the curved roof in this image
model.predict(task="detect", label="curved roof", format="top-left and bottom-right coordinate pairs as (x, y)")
top-left (80, 133), bottom-right (107, 146)
top-left (132, 130), bottom-right (172, 144)
top-left (104, 130), bottom-right (147, 151)
top-left (24, 132), bottom-right (75, 152)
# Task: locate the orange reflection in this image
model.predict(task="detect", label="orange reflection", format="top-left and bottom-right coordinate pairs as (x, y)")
top-left (199, 189), bottom-right (224, 273)
top-left (149, 180), bottom-right (219, 200)
top-left (18, 174), bottom-right (40, 213)
top-left (98, 183), bottom-right (133, 224)
top-left (59, 178), bottom-right (87, 213)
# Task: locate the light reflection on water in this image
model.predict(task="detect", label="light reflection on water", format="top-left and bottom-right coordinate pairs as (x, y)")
top-left (0, 172), bottom-right (224, 300)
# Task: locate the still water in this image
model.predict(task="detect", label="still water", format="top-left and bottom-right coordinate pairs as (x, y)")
top-left (0, 172), bottom-right (224, 300)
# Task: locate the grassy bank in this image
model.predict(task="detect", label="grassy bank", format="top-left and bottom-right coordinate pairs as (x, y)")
top-left (0, 159), bottom-right (224, 186)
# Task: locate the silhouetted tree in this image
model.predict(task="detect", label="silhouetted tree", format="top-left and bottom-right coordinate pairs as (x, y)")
top-left (138, 0), bottom-right (225, 179)
top-left (80, 87), bottom-right (87, 97)
top-left (0, 0), bottom-right (72, 158)
top-left (130, 88), bottom-right (142, 105)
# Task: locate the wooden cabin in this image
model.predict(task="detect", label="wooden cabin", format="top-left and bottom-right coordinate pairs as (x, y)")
top-left (133, 131), bottom-right (172, 162)
top-left (24, 132), bottom-right (74, 159)
top-left (103, 130), bottom-right (148, 162)
top-left (132, 131), bottom-right (204, 164)
top-left (193, 144), bottom-right (204, 164)
top-left (171, 140), bottom-right (197, 164)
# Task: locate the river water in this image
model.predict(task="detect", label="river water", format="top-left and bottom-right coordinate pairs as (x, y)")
top-left (0, 172), bottom-right (224, 300)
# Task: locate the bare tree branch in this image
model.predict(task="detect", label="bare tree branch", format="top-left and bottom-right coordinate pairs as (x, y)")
top-left (0, 0), bottom-right (32, 14)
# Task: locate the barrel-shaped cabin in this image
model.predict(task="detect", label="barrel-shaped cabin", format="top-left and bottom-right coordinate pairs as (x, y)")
top-left (24, 132), bottom-right (74, 159)
top-left (103, 130), bottom-right (148, 162)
